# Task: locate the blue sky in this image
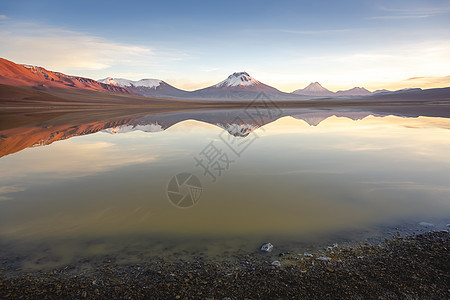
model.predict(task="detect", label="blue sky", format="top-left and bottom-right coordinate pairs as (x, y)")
top-left (1, 0), bottom-right (449, 91)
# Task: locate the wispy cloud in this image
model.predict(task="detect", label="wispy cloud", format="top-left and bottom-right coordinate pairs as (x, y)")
top-left (201, 67), bottom-right (221, 73)
top-left (0, 18), bottom-right (187, 76)
top-left (271, 39), bottom-right (450, 91)
top-left (0, 22), bottom-right (152, 71)
top-left (243, 28), bottom-right (350, 35)
top-left (406, 76), bottom-right (426, 81)
top-left (404, 75), bottom-right (450, 85)
top-left (0, 14), bottom-right (7, 20)
top-left (379, 5), bottom-right (450, 15)
top-left (369, 15), bottom-right (430, 20)
top-left (370, 4), bottom-right (450, 20)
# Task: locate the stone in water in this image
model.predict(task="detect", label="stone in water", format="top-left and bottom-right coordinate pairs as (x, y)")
top-left (260, 243), bottom-right (273, 252)
top-left (419, 222), bottom-right (435, 227)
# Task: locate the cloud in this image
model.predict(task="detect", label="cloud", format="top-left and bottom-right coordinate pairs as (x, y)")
top-left (406, 76), bottom-right (426, 81)
top-left (0, 18), bottom-right (189, 77)
top-left (371, 4), bottom-right (450, 20)
top-left (244, 28), bottom-right (350, 35)
top-left (280, 40), bottom-right (450, 91)
top-left (0, 22), bottom-right (153, 71)
top-left (403, 75), bottom-right (450, 85)
top-left (369, 15), bottom-right (430, 20)
top-left (0, 14), bottom-right (7, 20)
top-left (201, 67), bottom-right (221, 72)
top-left (379, 5), bottom-right (450, 15)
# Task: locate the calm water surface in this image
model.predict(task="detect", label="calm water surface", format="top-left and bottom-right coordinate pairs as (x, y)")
top-left (1, 109), bottom-right (449, 270)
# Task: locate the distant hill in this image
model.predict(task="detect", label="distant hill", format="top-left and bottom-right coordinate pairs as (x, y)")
top-left (293, 82), bottom-right (373, 97)
top-left (98, 77), bottom-right (189, 98)
top-left (292, 82), bottom-right (335, 96)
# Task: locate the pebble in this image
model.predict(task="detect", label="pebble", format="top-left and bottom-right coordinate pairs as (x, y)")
top-left (260, 243), bottom-right (273, 252)
top-left (316, 257), bottom-right (331, 262)
top-left (419, 222), bottom-right (435, 227)
top-left (0, 231), bottom-right (448, 299)
top-left (271, 260), bottom-right (281, 267)
top-left (303, 252), bottom-right (313, 257)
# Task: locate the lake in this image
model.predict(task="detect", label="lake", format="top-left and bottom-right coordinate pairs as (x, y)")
top-left (0, 105), bottom-right (449, 271)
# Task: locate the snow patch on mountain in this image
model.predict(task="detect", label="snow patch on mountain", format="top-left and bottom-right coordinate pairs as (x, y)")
top-left (100, 77), bottom-right (119, 86)
top-left (99, 77), bottom-right (162, 89)
top-left (215, 72), bottom-right (260, 88)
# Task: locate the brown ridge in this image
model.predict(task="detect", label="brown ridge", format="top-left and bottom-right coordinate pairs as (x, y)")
top-left (0, 57), bottom-right (137, 95)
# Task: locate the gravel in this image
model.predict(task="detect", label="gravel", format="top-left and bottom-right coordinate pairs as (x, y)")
top-left (1, 231), bottom-right (449, 299)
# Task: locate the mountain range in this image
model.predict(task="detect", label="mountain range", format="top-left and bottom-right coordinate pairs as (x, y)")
top-left (98, 73), bottom-right (387, 99)
top-left (292, 82), bottom-right (393, 97)
top-left (97, 72), bottom-right (293, 100)
top-left (97, 77), bottom-right (189, 98)
top-left (1, 57), bottom-right (448, 102)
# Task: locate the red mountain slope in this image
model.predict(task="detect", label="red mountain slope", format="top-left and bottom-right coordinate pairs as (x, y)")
top-left (0, 58), bottom-right (135, 95)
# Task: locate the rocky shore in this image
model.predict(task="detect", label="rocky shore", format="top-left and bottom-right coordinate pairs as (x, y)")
top-left (1, 231), bottom-right (449, 299)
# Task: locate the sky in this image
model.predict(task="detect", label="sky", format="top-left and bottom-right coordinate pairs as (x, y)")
top-left (1, 0), bottom-right (450, 92)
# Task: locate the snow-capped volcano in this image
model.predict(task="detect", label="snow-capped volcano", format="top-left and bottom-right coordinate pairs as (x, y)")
top-left (215, 72), bottom-right (260, 88)
top-left (98, 77), bottom-right (187, 98)
top-left (292, 82), bottom-right (334, 96)
top-left (188, 71), bottom-right (295, 100)
top-left (202, 71), bottom-right (277, 91)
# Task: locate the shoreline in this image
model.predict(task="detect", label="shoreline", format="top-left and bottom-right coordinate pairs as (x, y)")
top-left (2, 83), bottom-right (450, 113)
top-left (1, 231), bottom-right (448, 299)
